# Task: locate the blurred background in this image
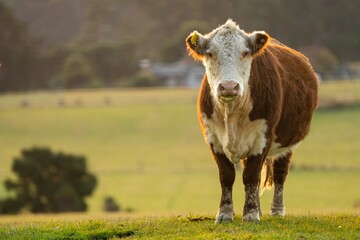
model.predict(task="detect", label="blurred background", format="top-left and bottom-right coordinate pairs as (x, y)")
top-left (0, 0), bottom-right (359, 215)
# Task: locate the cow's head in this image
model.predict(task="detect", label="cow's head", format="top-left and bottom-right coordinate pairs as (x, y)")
top-left (186, 20), bottom-right (269, 103)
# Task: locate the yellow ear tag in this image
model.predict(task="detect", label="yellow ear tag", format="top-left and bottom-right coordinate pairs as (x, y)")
top-left (190, 32), bottom-right (198, 46)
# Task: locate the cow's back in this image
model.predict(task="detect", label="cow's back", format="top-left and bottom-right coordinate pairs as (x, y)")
top-left (249, 39), bottom-right (318, 148)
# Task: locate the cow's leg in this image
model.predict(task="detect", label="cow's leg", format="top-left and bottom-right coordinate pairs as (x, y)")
top-left (211, 147), bottom-right (236, 224)
top-left (271, 152), bottom-right (292, 216)
top-left (242, 155), bottom-right (263, 221)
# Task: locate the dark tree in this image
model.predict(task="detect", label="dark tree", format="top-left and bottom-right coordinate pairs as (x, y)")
top-left (2, 0), bottom-right (360, 89)
top-left (61, 53), bottom-right (100, 89)
top-left (0, 147), bottom-right (97, 214)
top-left (83, 41), bottom-right (139, 86)
top-left (0, 2), bottom-right (41, 92)
top-left (103, 196), bottom-right (120, 212)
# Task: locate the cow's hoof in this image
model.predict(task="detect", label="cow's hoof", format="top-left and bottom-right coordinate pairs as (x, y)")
top-left (215, 212), bottom-right (234, 224)
top-left (270, 204), bottom-right (285, 217)
top-left (243, 209), bottom-right (260, 222)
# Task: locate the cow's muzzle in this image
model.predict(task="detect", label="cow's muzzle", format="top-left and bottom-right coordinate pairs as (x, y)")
top-left (217, 80), bottom-right (240, 102)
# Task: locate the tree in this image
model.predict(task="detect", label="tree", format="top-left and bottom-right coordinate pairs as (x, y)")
top-left (160, 20), bottom-right (211, 62)
top-left (0, 147), bottom-right (97, 214)
top-left (83, 41), bottom-right (139, 87)
top-left (0, 2), bottom-right (40, 92)
top-left (61, 53), bottom-right (101, 89)
top-left (300, 46), bottom-right (338, 77)
top-left (2, 0), bottom-right (360, 88)
top-left (103, 196), bottom-right (120, 212)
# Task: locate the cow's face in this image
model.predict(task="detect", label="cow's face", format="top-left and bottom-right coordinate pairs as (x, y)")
top-left (186, 20), bottom-right (269, 103)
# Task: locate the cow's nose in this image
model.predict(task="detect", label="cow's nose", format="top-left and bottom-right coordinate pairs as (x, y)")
top-left (218, 81), bottom-right (240, 97)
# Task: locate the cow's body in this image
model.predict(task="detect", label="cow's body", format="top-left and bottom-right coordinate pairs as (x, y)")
top-left (186, 20), bottom-right (318, 223)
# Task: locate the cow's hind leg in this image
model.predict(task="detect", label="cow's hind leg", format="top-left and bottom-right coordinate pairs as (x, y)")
top-left (211, 146), bottom-right (236, 224)
top-left (271, 152), bottom-right (292, 216)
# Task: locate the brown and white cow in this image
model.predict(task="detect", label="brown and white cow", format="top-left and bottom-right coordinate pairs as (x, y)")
top-left (186, 20), bottom-right (318, 223)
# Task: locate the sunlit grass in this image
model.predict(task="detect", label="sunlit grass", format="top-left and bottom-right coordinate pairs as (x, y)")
top-left (296, 106), bottom-right (360, 169)
top-left (87, 170), bottom-right (360, 214)
top-left (0, 83), bottom-right (359, 215)
top-left (0, 80), bottom-right (359, 109)
top-left (319, 80), bottom-right (360, 106)
top-left (0, 213), bottom-right (359, 240)
top-left (0, 88), bottom-right (198, 109)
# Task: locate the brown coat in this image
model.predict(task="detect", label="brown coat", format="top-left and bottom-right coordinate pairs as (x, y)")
top-left (187, 20), bottom-right (318, 222)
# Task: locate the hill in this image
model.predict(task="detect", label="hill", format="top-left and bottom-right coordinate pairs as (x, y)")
top-left (2, 1), bottom-right (360, 92)
top-left (3, 0), bottom-right (360, 62)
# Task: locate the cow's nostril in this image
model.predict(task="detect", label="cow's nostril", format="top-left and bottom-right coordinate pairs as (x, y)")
top-left (234, 84), bottom-right (239, 91)
top-left (219, 84), bottom-right (226, 91)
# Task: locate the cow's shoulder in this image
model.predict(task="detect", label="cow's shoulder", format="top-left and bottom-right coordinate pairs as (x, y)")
top-left (248, 47), bottom-right (283, 124)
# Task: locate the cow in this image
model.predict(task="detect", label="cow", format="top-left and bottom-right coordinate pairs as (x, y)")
top-left (185, 20), bottom-right (318, 223)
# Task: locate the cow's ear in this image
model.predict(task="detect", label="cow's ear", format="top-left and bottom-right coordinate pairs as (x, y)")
top-left (186, 31), bottom-right (207, 61)
top-left (247, 31), bottom-right (269, 56)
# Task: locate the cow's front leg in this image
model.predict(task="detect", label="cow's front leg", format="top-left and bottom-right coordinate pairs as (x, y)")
top-left (211, 146), bottom-right (236, 224)
top-left (242, 155), bottom-right (264, 221)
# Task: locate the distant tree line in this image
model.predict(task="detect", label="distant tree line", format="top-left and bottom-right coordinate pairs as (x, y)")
top-left (1, 0), bottom-right (359, 92)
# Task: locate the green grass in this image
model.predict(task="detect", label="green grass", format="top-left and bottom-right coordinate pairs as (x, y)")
top-left (1, 105), bottom-right (359, 213)
top-left (319, 80), bottom-right (360, 107)
top-left (0, 83), bottom-right (359, 215)
top-left (0, 88), bottom-right (198, 109)
top-left (295, 106), bottom-right (360, 169)
top-left (87, 170), bottom-right (360, 214)
top-left (0, 213), bottom-right (359, 239)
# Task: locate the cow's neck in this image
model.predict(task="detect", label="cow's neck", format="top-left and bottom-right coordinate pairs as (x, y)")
top-left (216, 90), bottom-right (248, 126)
top-left (212, 89), bottom-right (267, 163)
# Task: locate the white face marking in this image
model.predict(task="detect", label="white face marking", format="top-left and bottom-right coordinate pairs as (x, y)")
top-left (202, 21), bottom-right (252, 99)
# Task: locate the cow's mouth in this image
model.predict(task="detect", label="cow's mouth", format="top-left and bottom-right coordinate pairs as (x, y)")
top-left (219, 95), bottom-right (238, 103)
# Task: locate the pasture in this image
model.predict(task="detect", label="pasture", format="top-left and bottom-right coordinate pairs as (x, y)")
top-left (0, 213), bottom-right (359, 239)
top-left (0, 81), bottom-right (359, 216)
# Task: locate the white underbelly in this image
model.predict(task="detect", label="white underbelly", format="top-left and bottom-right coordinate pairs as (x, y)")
top-left (267, 142), bottom-right (300, 158)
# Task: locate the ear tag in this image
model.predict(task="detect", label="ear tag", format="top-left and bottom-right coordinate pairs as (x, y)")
top-left (191, 32), bottom-right (198, 46)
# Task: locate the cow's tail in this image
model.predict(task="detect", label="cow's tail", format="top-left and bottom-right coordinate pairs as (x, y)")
top-left (260, 158), bottom-right (274, 195)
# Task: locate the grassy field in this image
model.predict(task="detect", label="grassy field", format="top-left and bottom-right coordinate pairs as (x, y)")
top-left (0, 213), bottom-right (359, 239)
top-left (0, 81), bottom-right (359, 217)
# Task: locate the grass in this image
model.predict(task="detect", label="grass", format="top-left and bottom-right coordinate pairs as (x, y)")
top-left (0, 82), bottom-right (359, 215)
top-left (0, 105), bottom-right (359, 213)
top-left (85, 170), bottom-right (360, 215)
top-left (0, 213), bottom-right (359, 239)
top-left (0, 88), bottom-right (198, 109)
top-left (318, 80), bottom-right (360, 107)
top-left (294, 105), bottom-right (360, 169)
top-left (0, 82), bottom-right (359, 239)
top-left (0, 80), bottom-right (359, 109)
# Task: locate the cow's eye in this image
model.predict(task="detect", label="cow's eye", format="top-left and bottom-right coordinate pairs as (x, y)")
top-left (242, 51), bottom-right (250, 58)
